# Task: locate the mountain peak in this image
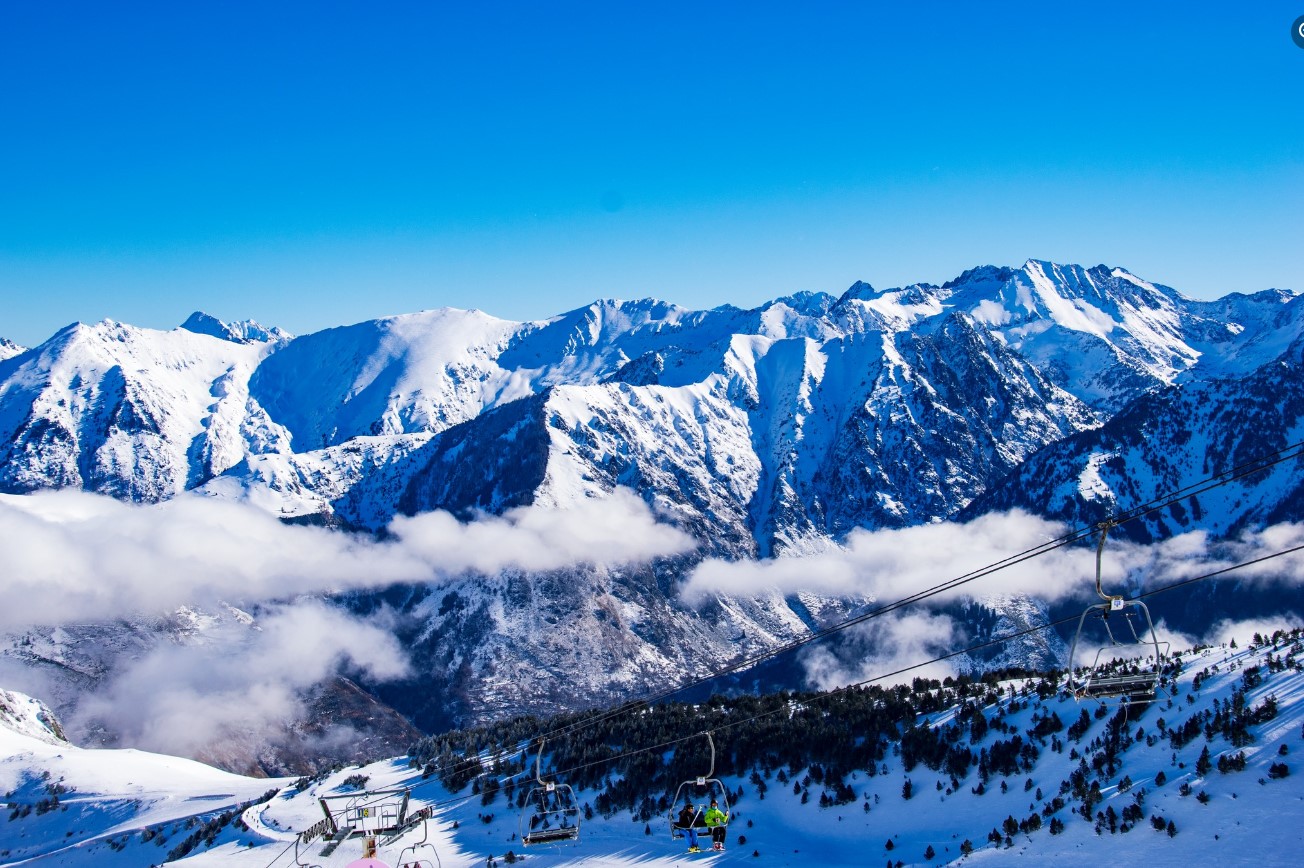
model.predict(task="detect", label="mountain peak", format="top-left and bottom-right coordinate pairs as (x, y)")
top-left (0, 336), bottom-right (26, 361)
top-left (835, 279), bottom-right (878, 303)
top-left (942, 264), bottom-right (1017, 289)
top-left (180, 311), bottom-right (291, 344)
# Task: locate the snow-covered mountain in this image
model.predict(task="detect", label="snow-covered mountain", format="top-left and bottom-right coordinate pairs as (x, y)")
top-left (3, 260), bottom-right (1301, 766)
top-left (965, 327), bottom-right (1304, 541)
top-left (0, 320), bottom-right (285, 501)
top-left (180, 311), bottom-right (293, 345)
top-left (4, 261), bottom-right (1295, 545)
top-left (0, 338), bottom-right (25, 362)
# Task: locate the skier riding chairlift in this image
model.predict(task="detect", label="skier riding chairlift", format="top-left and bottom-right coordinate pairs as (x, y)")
top-left (668, 732), bottom-right (731, 845)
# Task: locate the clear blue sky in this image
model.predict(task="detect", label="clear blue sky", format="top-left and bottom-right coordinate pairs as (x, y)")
top-left (2, 2), bottom-right (1301, 347)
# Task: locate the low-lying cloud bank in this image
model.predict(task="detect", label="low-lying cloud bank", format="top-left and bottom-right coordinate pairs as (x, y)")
top-left (0, 487), bottom-right (695, 634)
top-left (0, 488), bottom-right (695, 761)
top-left (681, 511), bottom-right (1304, 606)
top-left (681, 512), bottom-right (1304, 692)
top-left (73, 601), bottom-right (410, 759)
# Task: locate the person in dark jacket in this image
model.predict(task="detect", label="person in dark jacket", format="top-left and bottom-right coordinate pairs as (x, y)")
top-left (676, 802), bottom-right (701, 851)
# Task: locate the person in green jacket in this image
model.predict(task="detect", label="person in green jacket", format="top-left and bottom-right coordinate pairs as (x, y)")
top-left (703, 798), bottom-right (729, 850)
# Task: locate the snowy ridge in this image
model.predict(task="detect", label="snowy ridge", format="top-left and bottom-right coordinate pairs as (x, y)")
top-left (0, 338), bottom-right (25, 363)
top-left (180, 311), bottom-right (292, 345)
top-left (2, 261), bottom-right (1298, 544)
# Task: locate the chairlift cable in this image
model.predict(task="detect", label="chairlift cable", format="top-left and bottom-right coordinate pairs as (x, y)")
top-left (539, 537), bottom-right (1304, 784)
top-left (524, 438), bottom-right (1304, 744)
top-left (399, 440), bottom-right (1304, 797)
top-left (388, 538), bottom-right (1304, 823)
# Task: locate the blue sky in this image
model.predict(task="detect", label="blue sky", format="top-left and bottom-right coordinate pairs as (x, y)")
top-left (2, 2), bottom-right (1301, 346)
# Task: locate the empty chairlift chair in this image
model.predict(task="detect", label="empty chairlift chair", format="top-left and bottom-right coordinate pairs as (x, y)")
top-left (1068, 521), bottom-right (1168, 705)
top-left (668, 731), bottom-right (731, 848)
top-left (519, 739), bottom-right (581, 846)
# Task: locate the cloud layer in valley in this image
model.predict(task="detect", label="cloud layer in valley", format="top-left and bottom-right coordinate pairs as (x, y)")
top-left (71, 601), bottom-right (410, 759)
top-left (678, 512), bottom-right (1304, 692)
top-left (681, 511), bottom-right (1304, 608)
top-left (0, 488), bottom-right (694, 759)
top-left (0, 487), bottom-right (695, 633)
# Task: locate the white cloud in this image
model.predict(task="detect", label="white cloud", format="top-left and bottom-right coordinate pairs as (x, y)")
top-left (800, 611), bottom-right (961, 691)
top-left (387, 488), bottom-right (696, 575)
top-left (0, 487), bottom-right (695, 633)
top-left (1193, 615), bottom-right (1304, 649)
top-left (681, 512), bottom-right (1304, 608)
top-left (683, 511), bottom-right (1092, 605)
top-left (0, 487), bottom-right (694, 760)
top-left (71, 601), bottom-right (410, 759)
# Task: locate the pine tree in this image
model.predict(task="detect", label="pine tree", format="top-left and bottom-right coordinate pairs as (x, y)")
top-left (1196, 745), bottom-right (1212, 777)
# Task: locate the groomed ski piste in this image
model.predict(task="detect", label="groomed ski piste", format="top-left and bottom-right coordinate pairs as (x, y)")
top-left (4, 631), bottom-right (1304, 867)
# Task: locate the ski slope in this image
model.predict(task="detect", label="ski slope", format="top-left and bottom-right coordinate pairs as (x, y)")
top-left (4, 632), bottom-right (1303, 866)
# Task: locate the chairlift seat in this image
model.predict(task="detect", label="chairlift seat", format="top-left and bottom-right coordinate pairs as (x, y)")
top-left (523, 825), bottom-right (581, 845)
top-left (1075, 671), bottom-right (1160, 700)
top-left (1069, 599), bottom-right (1167, 706)
top-left (1067, 521), bottom-right (1169, 707)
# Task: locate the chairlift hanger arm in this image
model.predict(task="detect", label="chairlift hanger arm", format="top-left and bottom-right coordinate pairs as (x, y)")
top-left (704, 731), bottom-right (715, 779)
top-left (1094, 519), bottom-right (1123, 606)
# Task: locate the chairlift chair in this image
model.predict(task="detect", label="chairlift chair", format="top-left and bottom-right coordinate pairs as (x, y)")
top-left (668, 731), bottom-right (731, 842)
top-left (1068, 521), bottom-right (1168, 705)
top-left (519, 739), bottom-right (581, 845)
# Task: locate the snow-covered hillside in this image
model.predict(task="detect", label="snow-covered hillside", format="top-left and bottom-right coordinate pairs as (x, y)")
top-left (0, 320), bottom-right (283, 501)
top-left (0, 688), bottom-right (286, 866)
top-left (6, 630), bottom-right (1303, 866)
